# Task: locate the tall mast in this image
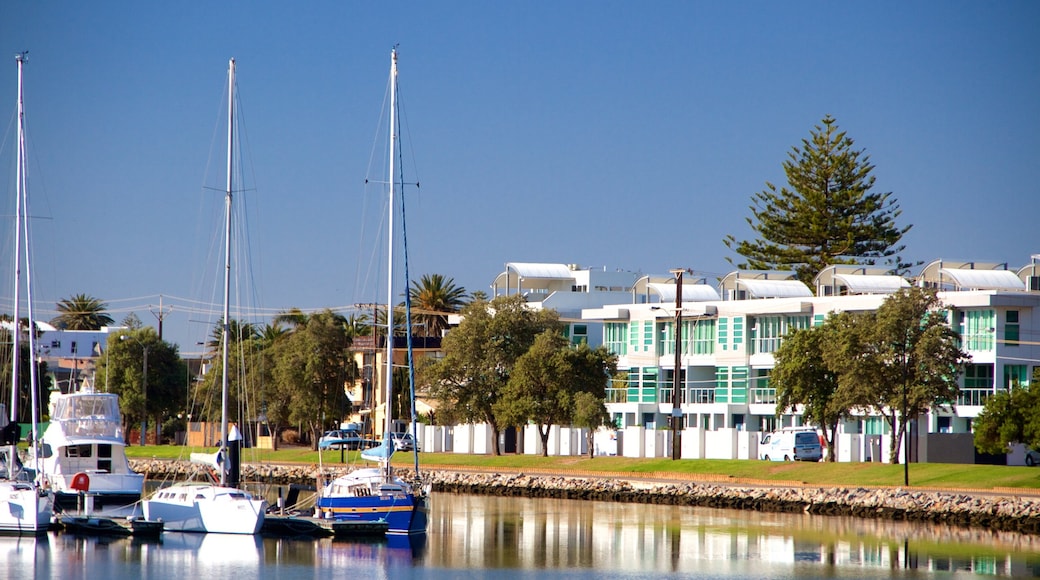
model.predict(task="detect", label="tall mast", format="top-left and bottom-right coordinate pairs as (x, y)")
top-left (10, 53), bottom-right (25, 424)
top-left (221, 57), bottom-right (235, 486)
top-left (383, 47), bottom-right (398, 481)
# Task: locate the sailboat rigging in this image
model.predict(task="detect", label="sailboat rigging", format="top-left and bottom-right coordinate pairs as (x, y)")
top-left (141, 58), bottom-right (266, 534)
top-left (315, 47), bottom-right (430, 536)
top-left (0, 51), bottom-right (55, 535)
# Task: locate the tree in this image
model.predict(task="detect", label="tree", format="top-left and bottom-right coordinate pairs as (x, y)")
top-left (409, 273), bottom-right (468, 338)
top-left (423, 294), bottom-right (560, 455)
top-left (267, 309), bottom-right (351, 449)
top-left (96, 328), bottom-right (186, 443)
top-left (831, 288), bottom-right (968, 476)
top-left (724, 115), bottom-right (914, 287)
top-left (771, 314), bottom-right (857, 461)
top-left (51, 293), bottom-right (114, 330)
top-left (973, 371), bottom-right (1040, 455)
top-left (495, 331), bottom-right (616, 457)
top-left (0, 319), bottom-right (52, 424)
top-left (572, 391), bottom-right (612, 459)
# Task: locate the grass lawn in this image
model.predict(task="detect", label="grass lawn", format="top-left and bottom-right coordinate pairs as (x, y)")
top-left (124, 445), bottom-right (1040, 493)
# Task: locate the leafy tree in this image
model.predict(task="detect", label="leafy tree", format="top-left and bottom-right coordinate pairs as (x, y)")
top-left (831, 288), bottom-right (967, 475)
top-left (973, 371), bottom-right (1040, 455)
top-left (724, 115), bottom-right (914, 287)
top-left (192, 319), bottom-right (266, 433)
top-left (496, 331), bottom-right (617, 457)
top-left (96, 328), bottom-right (186, 443)
top-left (772, 313), bottom-right (857, 461)
top-left (572, 391), bottom-right (613, 459)
top-left (51, 293), bottom-right (114, 330)
top-left (423, 294), bottom-right (560, 455)
top-left (121, 312), bottom-right (143, 330)
top-left (267, 309), bottom-right (351, 449)
top-left (409, 273), bottom-right (467, 338)
top-left (0, 320), bottom-right (52, 424)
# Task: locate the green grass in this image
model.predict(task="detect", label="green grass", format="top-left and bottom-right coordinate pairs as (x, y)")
top-left (124, 445), bottom-right (1040, 492)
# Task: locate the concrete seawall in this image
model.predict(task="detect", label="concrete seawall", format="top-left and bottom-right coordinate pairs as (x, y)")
top-left (131, 459), bottom-right (1040, 535)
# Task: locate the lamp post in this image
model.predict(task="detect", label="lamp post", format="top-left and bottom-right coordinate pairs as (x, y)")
top-left (670, 268), bottom-right (687, 461)
top-left (121, 335), bottom-right (148, 446)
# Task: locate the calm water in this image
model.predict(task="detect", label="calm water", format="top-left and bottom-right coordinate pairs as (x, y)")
top-left (5, 493), bottom-right (1039, 579)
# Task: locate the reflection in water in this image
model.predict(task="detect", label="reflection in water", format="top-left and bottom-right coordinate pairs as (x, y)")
top-left (3, 494), bottom-right (1039, 578)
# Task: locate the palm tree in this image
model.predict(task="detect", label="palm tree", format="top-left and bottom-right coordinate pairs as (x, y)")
top-left (272, 308), bottom-right (309, 332)
top-left (409, 273), bottom-right (467, 338)
top-left (51, 293), bottom-right (114, 330)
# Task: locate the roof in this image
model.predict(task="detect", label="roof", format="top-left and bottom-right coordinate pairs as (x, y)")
top-left (504, 262), bottom-right (574, 279)
top-left (833, 274), bottom-right (909, 294)
top-left (735, 278), bottom-right (813, 299)
top-left (647, 283), bottom-right (721, 302)
top-left (939, 268), bottom-right (1026, 290)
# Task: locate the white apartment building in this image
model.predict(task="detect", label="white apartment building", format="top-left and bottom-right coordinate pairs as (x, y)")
top-left (578, 259), bottom-right (1040, 462)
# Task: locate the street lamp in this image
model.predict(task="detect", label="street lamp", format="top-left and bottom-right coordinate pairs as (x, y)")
top-left (669, 268), bottom-right (689, 461)
top-left (121, 335), bottom-right (148, 446)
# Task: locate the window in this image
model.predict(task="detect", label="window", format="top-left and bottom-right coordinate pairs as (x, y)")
top-left (1005, 311), bottom-right (1019, 347)
top-left (959, 309), bottom-right (995, 351)
top-left (1004, 365), bottom-right (1029, 389)
top-left (964, 364), bottom-right (994, 389)
top-left (604, 322), bottom-right (627, 355)
top-left (65, 444), bottom-right (93, 458)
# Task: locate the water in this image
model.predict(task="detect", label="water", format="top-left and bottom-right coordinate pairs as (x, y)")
top-left (5, 493), bottom-right (1039, 579)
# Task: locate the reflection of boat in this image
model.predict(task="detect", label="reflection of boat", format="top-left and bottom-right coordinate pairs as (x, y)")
top-left (159, 531), bottom-right (263, 563)
top-left (315, 48), bottom-right (429, 537)
top-left (40, 390), bottom-right (145, 511)
top-left (0, 53), bottom-right (55, 535)
top-left (141, 58), bottom-right (266, 534)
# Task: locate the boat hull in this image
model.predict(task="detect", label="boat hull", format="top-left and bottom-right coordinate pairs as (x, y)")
top-left (142, 484), bottom-right (265, 534)
top-left (0, 483), bottom-right (53, 535)
top-left (316, 490), bottom-right (428, 535)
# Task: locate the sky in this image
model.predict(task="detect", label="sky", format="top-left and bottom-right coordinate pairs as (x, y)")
top-left (1, 1), bottom-right (1038, 354)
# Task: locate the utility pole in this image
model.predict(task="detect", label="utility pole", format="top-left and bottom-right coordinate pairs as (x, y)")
top-left (151, 295), bottom-right (173, 341)
top-left (670, 268), bottom-right (686, 461)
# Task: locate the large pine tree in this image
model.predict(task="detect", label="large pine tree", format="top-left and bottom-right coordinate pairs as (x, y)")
top-left (724, 115), bottom-right (913, 287)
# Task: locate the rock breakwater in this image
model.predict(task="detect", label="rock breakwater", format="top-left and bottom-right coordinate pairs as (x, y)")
top-left (131, 459), bottom-right (1040, 535)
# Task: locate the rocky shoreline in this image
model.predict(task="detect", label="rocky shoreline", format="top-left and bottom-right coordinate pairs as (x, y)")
top-left (130, 459), bottom-right (1040, 535)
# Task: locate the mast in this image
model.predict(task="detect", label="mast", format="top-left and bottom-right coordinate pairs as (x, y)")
top-left (383, 47), bottom-right (398, 481)
top-left (10, 53), bottom-right (25, 425)
top-left (221, 57), bottom-right (235, 486)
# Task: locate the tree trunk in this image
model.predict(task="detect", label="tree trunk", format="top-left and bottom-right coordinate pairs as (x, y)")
top-left (490, 423), bottom-right (501, 456)
top-left (888, 415), bottom-right (901, 464)
top-left (587, 432), bottom-right (594, 459)
top-left (539, 425), bottom-right (550, 458)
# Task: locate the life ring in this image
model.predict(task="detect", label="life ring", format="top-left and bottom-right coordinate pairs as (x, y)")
top-left (70, 472), bottom-right (90, 492)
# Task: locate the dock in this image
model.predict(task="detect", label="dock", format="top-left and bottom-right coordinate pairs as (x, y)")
top-left (261, 514), bottom-right (388, 538)
top-left (59, 514), bottom-right (164, 539)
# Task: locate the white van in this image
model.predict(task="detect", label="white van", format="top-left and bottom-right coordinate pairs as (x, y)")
top-left (758, 428), bottom-right (822, 462)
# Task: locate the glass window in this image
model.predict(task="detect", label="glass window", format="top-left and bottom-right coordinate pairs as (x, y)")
top-left (1005, 310), bottom-right (1020, 347)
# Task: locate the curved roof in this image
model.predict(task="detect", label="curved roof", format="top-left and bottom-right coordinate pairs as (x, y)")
top-left (735, 278), bottom-right (813, 298)
top-left (503, 262), bottom-right (575, 279)
top-left (647, 283), bottom-right (721, 302)
top-left (833, 274), bottom-right (909, 295)
top-left (939, 268), bottom-right (1025, 291)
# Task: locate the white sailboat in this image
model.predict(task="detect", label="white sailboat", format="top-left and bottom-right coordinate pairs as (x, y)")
top-left (0, 52), bottom-right (55, 535)
top-left (315, 47), bottom-right (429, 536)
top-left (142, 58), bottom-right (266, 534)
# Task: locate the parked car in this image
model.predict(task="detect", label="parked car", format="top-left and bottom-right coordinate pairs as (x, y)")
top-left (759, 428), bottom-right (822, 462)
top-left (1027, 448), bottom-right (1040, 467)
top-left (319, 429), bottom-right (364, 450)
top-left (389, 432), bottom-right (419, 452)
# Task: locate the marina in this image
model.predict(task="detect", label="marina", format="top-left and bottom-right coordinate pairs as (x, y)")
top-left (4, 493), bottom-right (1039, 578)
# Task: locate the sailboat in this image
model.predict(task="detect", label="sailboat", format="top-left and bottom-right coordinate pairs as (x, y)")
top-left (315, 48), bottom-right (430, 536)
top-left (0, 52), bottom-right (55, 535)
top-left (141, 58), bottom-right (266, 534)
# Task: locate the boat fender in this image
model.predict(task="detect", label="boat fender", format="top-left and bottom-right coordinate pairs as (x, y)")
top-left (70, 472), bottom-right (90, 492)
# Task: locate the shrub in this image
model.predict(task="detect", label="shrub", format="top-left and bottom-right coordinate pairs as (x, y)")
top-left (280, 429), bottom-right (300, 445)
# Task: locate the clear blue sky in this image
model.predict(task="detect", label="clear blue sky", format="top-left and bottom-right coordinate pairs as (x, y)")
top-left (2, 1), bottom-right (1038, 353)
